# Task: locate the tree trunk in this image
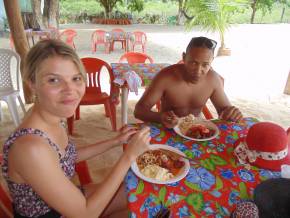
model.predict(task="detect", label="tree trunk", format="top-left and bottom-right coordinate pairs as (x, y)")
top-left (280, 7), bottom-right (285, 23)
top-left (176, 0), bottom-right (183, 25)
top-left (48, 0), bottom-right (59, 28)
top-left (43, 0), bottom-right (49, 28)
top-left (31, 0), bottom-right (44, 29)
top-left (3, 0), bottom-right (31, 103)
top-left (250, 0), bottom-right (257, 24)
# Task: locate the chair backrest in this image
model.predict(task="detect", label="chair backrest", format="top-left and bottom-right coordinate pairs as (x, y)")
top-left (132, 31), bottom-right (147, 45)
top-left (91, 30), bottom-right (107, 43)
top-left (0, 49), bottom-right (21, 93)
top-left (119, 52), bottom-right (154, 64)
top-left (0, 154), bottom-right (13, 218)
top-left (81, 57), bottom-right (115, 95)
top-left (111, 28), bottom-right (125, 33)
top-left (111, 28), bottom-right (125, 40)
top-left (59, 29), bottom-right (77, 46)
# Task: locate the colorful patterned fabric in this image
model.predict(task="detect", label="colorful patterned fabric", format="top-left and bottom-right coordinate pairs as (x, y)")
top-left (125, 118), bottom-right (281, 217)
top-left (111, 63), bottom-right (170, 87)
top-left (2, 128), bottom-right (77, 217)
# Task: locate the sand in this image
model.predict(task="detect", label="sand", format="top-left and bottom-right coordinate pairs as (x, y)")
top-left (0, 23), bottom-right (289, 182)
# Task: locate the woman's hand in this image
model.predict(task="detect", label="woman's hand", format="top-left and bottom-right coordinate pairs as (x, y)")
top-left (125, 127), bottom-right (151, 162)
top-left (161, 111), bottom-right (178, 128)
top-left (115, 125), bottom-right (138, 144)
top-left (219, 106), bottom-right (243, 122)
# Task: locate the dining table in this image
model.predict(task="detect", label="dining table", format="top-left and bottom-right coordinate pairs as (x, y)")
top-left (124, 117), bottom-right (281, 217)
top-left (111, 63), bottom-right (170, 125)
top-left (106, 31), bottom-right (132, 52)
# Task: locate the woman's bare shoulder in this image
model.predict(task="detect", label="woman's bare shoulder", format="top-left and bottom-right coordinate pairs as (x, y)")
top-left (9, 133), bottom-right (52, 160)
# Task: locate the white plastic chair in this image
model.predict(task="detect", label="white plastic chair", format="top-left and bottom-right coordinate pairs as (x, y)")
top-left (0, 49), bottom-right (26, 126)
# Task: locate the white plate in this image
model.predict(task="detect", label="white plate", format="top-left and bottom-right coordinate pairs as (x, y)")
top-left (173, 119), bottom-right (219, 141)
top-left (131, 144), bottom-right (190, 184)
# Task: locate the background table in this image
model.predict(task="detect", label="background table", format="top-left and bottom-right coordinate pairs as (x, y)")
top-left (125, 118), bottom-right (281, 217)
top-left (111, 63), bottom-right (170, 125)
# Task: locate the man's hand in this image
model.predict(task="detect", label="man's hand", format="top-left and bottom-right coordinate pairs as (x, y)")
top-left (161, 111), bottom-right (178, 128)
top-left (219, 106), bottom-right (243, 122)
top-left (116, 125), bottom-right (138, 144)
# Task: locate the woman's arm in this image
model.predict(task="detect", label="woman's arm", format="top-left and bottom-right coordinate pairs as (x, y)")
top-left (76, 126), bottom-right (137, 162)
top-left (10, 127), bottom-right (150, 218)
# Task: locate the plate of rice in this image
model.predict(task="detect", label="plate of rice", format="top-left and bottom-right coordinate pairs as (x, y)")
top-left (131, 144), bottom-right (190, 184)
top-left (173, 114), bottom-right (219, 141)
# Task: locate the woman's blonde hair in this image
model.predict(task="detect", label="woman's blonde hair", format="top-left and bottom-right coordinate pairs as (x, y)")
top-left (23, 39), bottom-right (86, 84)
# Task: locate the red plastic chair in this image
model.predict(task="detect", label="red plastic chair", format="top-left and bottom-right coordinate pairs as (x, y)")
top-left (156, 61), bottom-right (224, 120)
top-left (131, 31), bottom-right (147, 53)
top-left (67, 58), bottom-right (117, 135)
top-left (91, 30), bottom-right (110, 54)
top-left (119, 52), bottom-right (154, 64)
top-left (110, 28), bottom-right (126, 51)
top-left (0, 154), bottom-right (92, 218)
top-left (59, 29), bottom-right (77, 49)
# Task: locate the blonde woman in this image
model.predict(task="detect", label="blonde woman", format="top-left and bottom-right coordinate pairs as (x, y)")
top-left (2, 39), bottom-right (150, 218)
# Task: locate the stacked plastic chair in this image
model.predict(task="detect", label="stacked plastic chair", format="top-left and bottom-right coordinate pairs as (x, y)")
top-left (91, 30), bottom-right (110, 53)
top-left (59, 29), bottom-right (77, 49)
top-left (0, 49), bottom-right (26, 126)
top-left (131, 31), bottom-right (147, 53)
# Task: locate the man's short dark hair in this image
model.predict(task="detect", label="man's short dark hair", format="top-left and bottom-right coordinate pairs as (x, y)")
top-left (186, 36), bottom-right (217, 53)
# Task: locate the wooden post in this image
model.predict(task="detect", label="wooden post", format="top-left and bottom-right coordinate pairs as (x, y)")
top-left (4, 0), bottom-right (32, 103)
top-left (284, 71), bottom-right (290, 95)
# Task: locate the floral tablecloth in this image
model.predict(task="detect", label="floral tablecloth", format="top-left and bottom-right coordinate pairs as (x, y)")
top-left (125, 118), bottom-right (281, 218)
top-left (111, 63), bottom-right (170, 87)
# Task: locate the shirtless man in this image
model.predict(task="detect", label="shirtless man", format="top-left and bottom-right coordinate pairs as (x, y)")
top-left (134, 36), bottom-right (243, 128)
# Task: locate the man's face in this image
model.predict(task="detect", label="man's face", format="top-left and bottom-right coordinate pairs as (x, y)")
top-left (182, 47), bottom-right (214, 83)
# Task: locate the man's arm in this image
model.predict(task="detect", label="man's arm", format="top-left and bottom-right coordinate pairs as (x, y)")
top-left (210, 73), bottom-right (243, 122)
top-left (134, 73), bottom-right (165, 123)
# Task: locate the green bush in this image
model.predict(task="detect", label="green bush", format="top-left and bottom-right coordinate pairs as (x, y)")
top-left (59, 0), bottom-right (290, 24)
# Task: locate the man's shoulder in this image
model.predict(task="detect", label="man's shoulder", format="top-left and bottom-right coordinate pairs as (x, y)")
top-left (157, 64), bottom-right (183, 80)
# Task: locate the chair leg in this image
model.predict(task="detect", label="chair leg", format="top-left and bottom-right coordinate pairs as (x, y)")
top-left (0, 102), bottom-right (2, 122)
top-left (17, 96), bottom-right (26, 113)
top-left (104, 103), bottom-right (110, 117)
top-left (110, 103), bottom-right (117, 131)
top-left (202, 106), bottom-right (214, 120)
top-left (67, 116), bottom-right (74, 135)
top-left (75, 106), bottom-right (80, 120)
top-left (6, 96), bottom-right (21, 126)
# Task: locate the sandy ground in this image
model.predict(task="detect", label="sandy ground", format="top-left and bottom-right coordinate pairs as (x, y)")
top-left (0, 23), bottom-right (289, 183)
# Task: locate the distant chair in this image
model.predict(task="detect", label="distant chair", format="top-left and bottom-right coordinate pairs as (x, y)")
top-left (67, 57), bottom-right (117, 135)
top-left (131, 31), bottom-right (147, 53)
top-left (119, 52), bottom-right (154, 64)
top-left (0, 49), bottom-right (26, 126)
top-left (110, 28), bottom-right (126, 51)
top-left (59, 29), bottom-right (77, 49)
top-left (91, 30), bottom-right (110, 54)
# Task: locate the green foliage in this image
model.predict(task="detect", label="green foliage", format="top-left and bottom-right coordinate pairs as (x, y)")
top-left (229, 2), bottom-right (290, 23)
top-left (60, 0), bottom-right (102, 16)
top-left (184, 0), bottom-right (248, 46)
top-left (128, 0), bottom-right (145, 13)
top-left (254, 0), bottom-right (275, 16)
top-left (59, 0), bottom-right (290, 24)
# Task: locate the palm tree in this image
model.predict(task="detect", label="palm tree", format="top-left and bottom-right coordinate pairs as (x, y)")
top-left (184, 0), bottom-right (246, 56)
